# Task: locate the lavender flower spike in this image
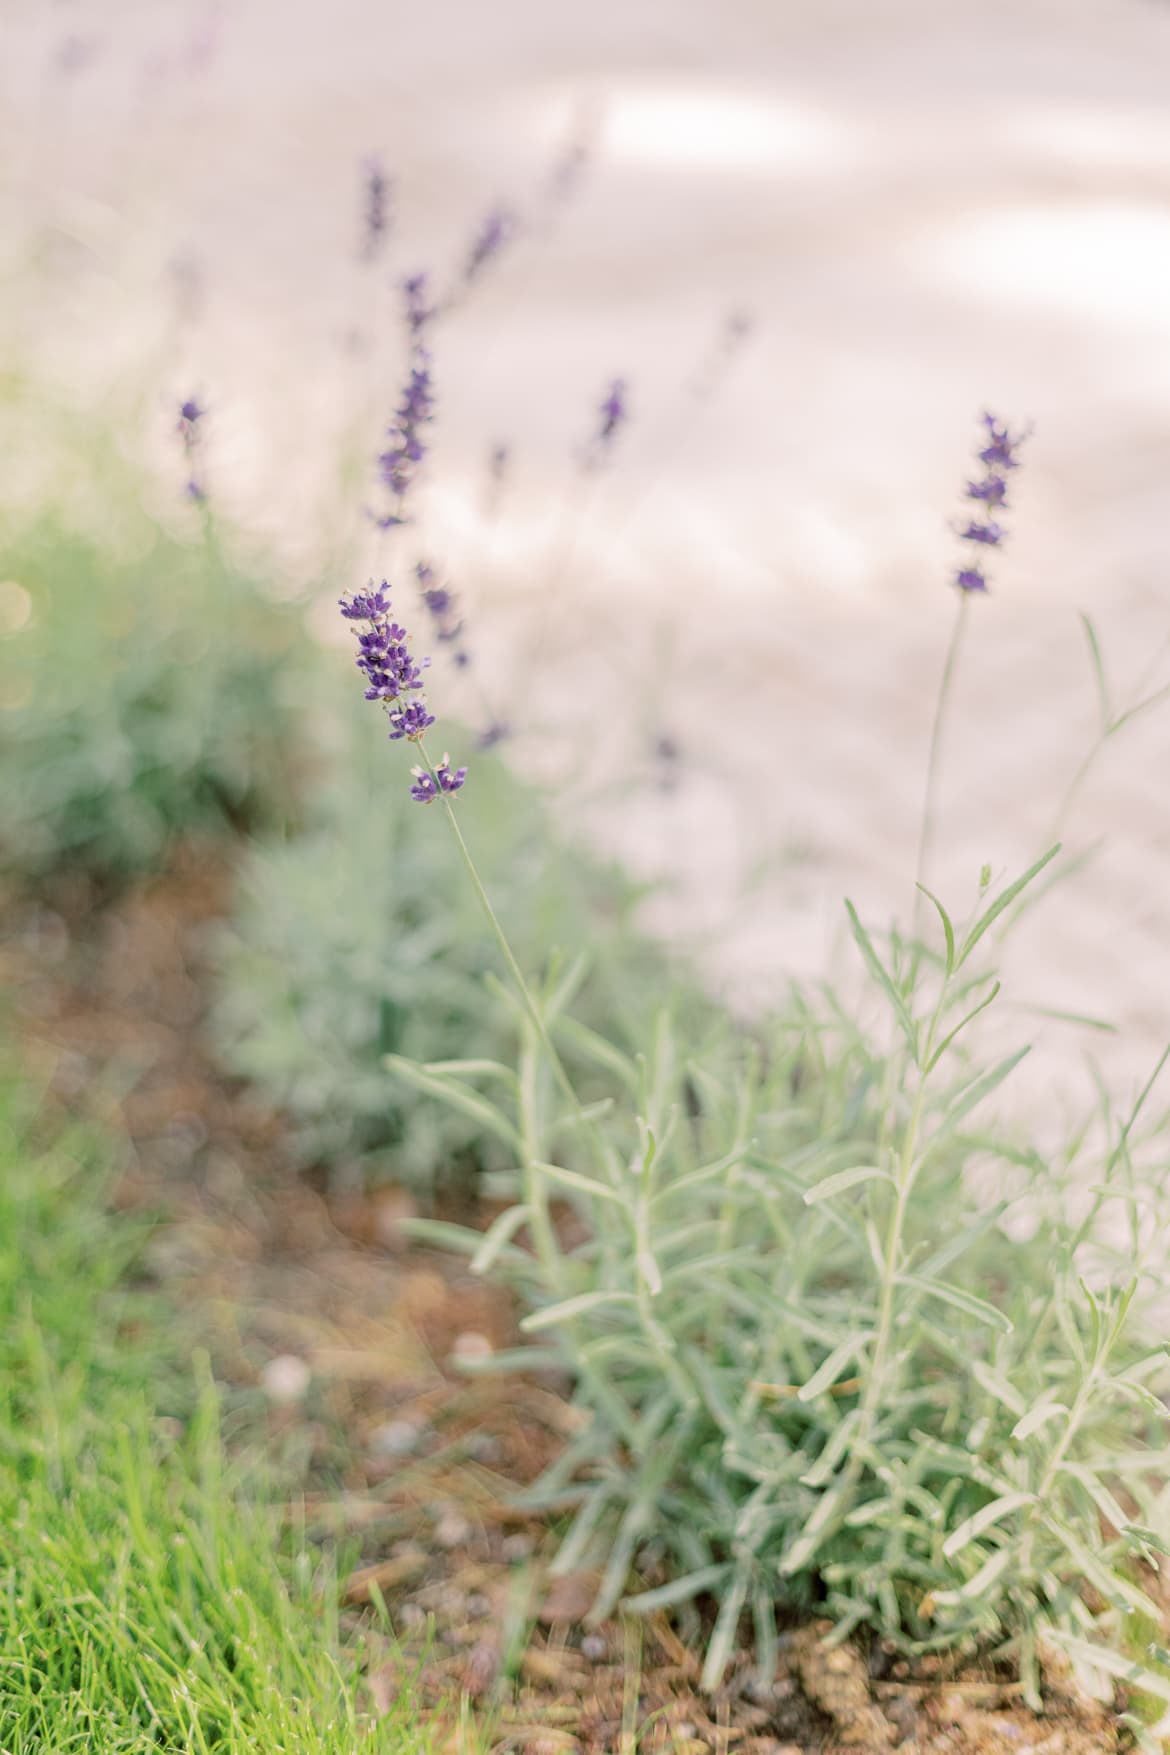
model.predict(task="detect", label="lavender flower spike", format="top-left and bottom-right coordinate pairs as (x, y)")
top-left (178, 396), bottom-right (208, 504)
top-left (360, 155), bottom-right (392, 261)
top-left (464, 206), bottom-right (516, 284)
top-left (952, 411), bottom-right (1028, 594)
top-left (340, 578), bottom-right (468, 803)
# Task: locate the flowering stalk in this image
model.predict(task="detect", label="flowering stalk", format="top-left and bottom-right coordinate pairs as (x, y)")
top-left (373, 277), bottom-right (435, 530)
top-left (177, 397), bottom-right (208, 505)
top-left (914, 413), bottom-right (1028, 908)
top-left (340, 578), bottom-right (583, 1117)
top-left (360, 155), bottom-right (392, 262)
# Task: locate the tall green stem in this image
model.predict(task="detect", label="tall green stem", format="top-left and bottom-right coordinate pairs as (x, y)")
top-left (914, 595), bottom-right (970, 922)
top-left (434, 783), bottom-right (583, 1118)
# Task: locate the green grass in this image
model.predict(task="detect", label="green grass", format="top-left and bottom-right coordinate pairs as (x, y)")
top-left (0, 1072), bottom-right (436, 1754)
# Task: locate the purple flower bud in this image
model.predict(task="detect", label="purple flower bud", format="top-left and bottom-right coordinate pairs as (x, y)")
top-left (409, 754), bottom-right (467, 803)
top-left (477, 721), bottom-right (511, 751)
top-left (598, 377), bottom-right (628, 446)
top-left (361, 156), bottom-right (392, 261)
top-left (388, 701), bottom-right (436, 741)
top-left (464, 207), bottom-right (516, 283)
top-left (955, 566), bottom-right (988, 593)
top-left (960, 520), bottom-right (1004, 546)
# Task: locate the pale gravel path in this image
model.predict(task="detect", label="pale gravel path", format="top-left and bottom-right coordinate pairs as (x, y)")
top-left (4, 0), bottom-right (1170, 1109)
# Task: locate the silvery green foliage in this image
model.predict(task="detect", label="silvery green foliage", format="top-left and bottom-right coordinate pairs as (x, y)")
top-left (212, 715), bottom-right (676, 1191)
top-left (0, 511), bottom-right (309, 885)
top-left (402, 855), bottom-right (1170, 1712)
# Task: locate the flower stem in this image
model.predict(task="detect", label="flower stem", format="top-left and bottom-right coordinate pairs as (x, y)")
top-left (428, 762), bottom-right (585, 1122)
top-left (913, 594), bottom-right (970, 924)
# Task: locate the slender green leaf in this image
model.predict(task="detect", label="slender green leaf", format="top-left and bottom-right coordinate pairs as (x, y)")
top-left (803, 1164), bottom-right (893, 1206)
top-left (385, 1054), bottom-right (523, 1153)
top-left (925, 980), bottom-right (1001, 1072)
top-left (622, 1563), bottom-right (731, 1615)
top-left (898, 1274), bottom-right (1013, 1333)
top-left (955, 844), bottom-right (1061, 967)
top-left (798, 1334), bottom-right (870, 1403)
top-left (1080, 614), bottom-right (1112, 734)
top-left (520, 1290), bottom-right (638, 1332)
top-left (1011, 1401), bottom-right (1069, 1441)
top-left (916, 883), bottom-right (956, 972)
top-left (470, 1203), bottom-right (535, 1274)
top-left (844, 901), bottom-right (918, 1060)
top-left (942, 1491), bottom-right (1035, 1558)
top-left (1045, 1632), bottom-right (1170, 1708)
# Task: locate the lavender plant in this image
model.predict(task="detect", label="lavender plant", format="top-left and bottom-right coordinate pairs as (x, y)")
top-left (211, 697), bottom-right (680, 1191)
top-left (0, 478), bottom-right (310, 886)
top-left (331, 412), bottom-right (1170, 1722)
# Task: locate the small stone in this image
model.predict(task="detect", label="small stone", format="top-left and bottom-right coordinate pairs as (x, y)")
top-left (370, 1418), bottom-right (423, 1458)
top-left (464, 1431), bottom-right (502, 1463)
top-left (465, 1593), bottom-right (491, 1618)
top-left (262, 1354), bottom-right (311, 1403)
top-left (580, 1633), bottom-right (608, 1661)
top-left (501, 1533), bottom-right (534, 1562)
top-left (451, 1330), bottom-right (494, 1364)
top-left (399, 1602), bottom-right (425, 1629)
top-left (434, 1508), bottom-right (472, 1549)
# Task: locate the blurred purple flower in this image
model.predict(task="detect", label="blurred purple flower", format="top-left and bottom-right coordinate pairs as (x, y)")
top-left (402, 272), bottom-right (434, 335)
top-left (464, 207), bottom-right (517, 283)
top-left (477, 720), bottom-right (511, 751)
top-left (178, 397), bottom-right (208, 505)
top-left (952, 412), bottom-right (1028, 595)
top-left (361, 156), bottom-right (392, 261)
top-left (598, 378), bottom-right (628, 446)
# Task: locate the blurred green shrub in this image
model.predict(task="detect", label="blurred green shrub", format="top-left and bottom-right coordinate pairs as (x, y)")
top-left (0, 504), bottom-right (311, 886)
top-left (403, 861), bottom-right (1170, 1711)
top-left (211, 709), bottom-right (683, 1191)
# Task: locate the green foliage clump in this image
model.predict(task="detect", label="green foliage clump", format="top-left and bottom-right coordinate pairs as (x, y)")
top-left (405, 858), bottom-right (1170, 1714)
top-left (211, 711), bottom-right (679, 1190)
top-left (0, 504), bottom-right (311, 886)
top-left (0, 1075), bottom-right (428, 1754)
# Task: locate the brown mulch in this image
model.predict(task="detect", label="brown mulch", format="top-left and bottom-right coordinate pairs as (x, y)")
top-left (0, 848), bottom-right (1142, 1753)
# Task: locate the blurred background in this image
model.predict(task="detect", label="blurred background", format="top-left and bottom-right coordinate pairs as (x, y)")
top-left (4, 0), bottom-right (1170, 1103)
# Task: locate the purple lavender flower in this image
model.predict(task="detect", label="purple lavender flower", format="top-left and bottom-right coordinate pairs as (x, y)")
top-left (340, 578), bottom-right (467, 800)
top-left (402, 272), bottom-right (434, 335)
top-left (950, 412), bottom-right (1028, 596)
top-left (464, 207), bottom-right (516, 283)
top-left (978, 413), bottom-right (1026, 472)
top-left (388, 700), bottom-right (436, 740)
top-left (410, 754), bottom-right (467, 803)
top-left (477, 720), bottom-right (511, 751)
top-left (966, 474), bottom-right (1009, 509)
top-left (960, 520), bottom-right (1004, 546)
top-left (417, 562), bottom-right (462, 640)
top-left (598, 378), bottom-right (628, 446)
top-left (178, 396), bottom-right (208, 504)
top-left (361, 156), bottom-right (392, 261)
top-left (489, 443), bottom-right (510, 482)
top-left (375, 346), bottom-right (435, 527)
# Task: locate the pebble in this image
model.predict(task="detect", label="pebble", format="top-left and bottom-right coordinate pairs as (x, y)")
top-left (464, 1431), bottom-right (503, 1463)
top-left (580, 1633), bottom-right (608, 1662)
top-left (370, 1418), bottom-right (424, 1458)
top-left (261, 1354), bottom-right (311, 1403)
top-left (501, 1532), bottom-right (534, 1562)
top-left (398, 1602), bottom-right (425, 1629)
top-left (433, 1508), bottom-right (472, 1549)
top-left (451, 1330), bottom-right (494, 1363)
